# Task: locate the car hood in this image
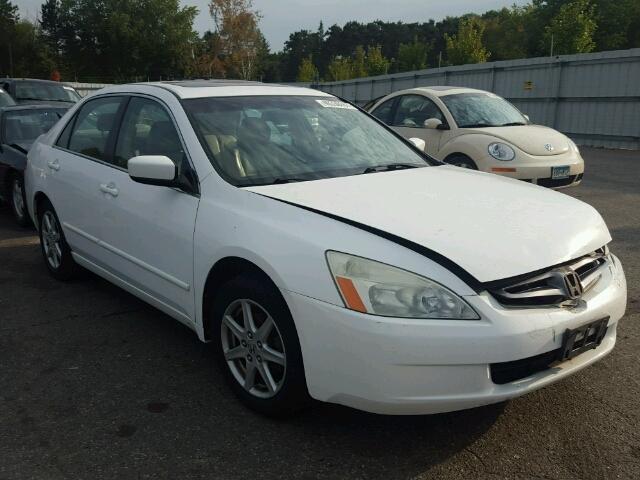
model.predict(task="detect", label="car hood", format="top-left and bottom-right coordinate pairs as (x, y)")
top-left (246, 166), bottom-right (610, 284)
top-left (463, 125), bottom-right (570, 156)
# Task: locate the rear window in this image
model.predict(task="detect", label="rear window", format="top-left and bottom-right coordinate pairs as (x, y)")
top-left (14, 81), bottom-right (81, 103)
top-left (3, 108), bottom-right (67, 145)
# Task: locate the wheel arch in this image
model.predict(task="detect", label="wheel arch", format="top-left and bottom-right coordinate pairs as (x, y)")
top-left (201, 256), bottom-right (283, 342)
top-left (32, 191), bottom-right (52, 228)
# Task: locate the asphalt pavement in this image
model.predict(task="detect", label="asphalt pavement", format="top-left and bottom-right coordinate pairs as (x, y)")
top-left (0, 147), bottom-right (638, 479)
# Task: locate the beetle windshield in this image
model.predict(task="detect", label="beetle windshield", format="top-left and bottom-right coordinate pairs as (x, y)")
top-left (3, 108), bottom-right (67, 145)
top-left (183, 95), bottom-right (432, 187)
top-left (441, 92), bottom-right (527, 128)
top-left (14, 81), bottom-right (81, 103)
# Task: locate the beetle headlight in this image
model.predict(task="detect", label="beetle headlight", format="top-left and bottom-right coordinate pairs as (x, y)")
top-left (326, 251), bottom-right (479, 319)
top-left (568, 138), bottom-right (580, 153)
top-left (488, 142), bottom-right (515, 161)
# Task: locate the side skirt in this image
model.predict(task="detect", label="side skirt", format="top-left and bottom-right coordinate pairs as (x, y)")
top-left (72, 252), bottom-right (198, 335)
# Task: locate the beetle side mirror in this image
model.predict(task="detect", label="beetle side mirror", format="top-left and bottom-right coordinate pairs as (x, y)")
top-left (408, 137), bottom-right (426, 152)
top-left (424, 118), bottom-right (443, 130)
top-left (128, 155), bottom-right (177, 187)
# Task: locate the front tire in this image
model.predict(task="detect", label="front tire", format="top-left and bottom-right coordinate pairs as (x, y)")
top-left (211, 274), bottom-right (309, 416)
top-left (9, 173), bottom-right (30, 227)
top-left (446, 154), bottom-right (478, 170)
top-left (38, 199), bottom-right (78, 281)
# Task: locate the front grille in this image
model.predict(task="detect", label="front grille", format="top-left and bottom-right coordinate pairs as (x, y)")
top-left (490, 348), bottom-right (561, 384)
top-left (489, 247), bottom-right (608, 308)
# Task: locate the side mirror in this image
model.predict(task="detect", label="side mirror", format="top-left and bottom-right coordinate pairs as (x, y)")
top-left (128, 155), bottom-right (177, 187)
top-left (408, 137), bottom-right (426, 152)
top-left (523, 114), bottom-right (530, 122)
top-left (424, 118), bottom-right (443, 130)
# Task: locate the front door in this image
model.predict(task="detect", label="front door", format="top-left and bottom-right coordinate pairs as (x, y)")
top-left (390, 94), bottom-right (447, 158)
top-left (96, 96), bottom-right (200, 324)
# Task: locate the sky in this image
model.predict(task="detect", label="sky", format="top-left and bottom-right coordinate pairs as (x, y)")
top-left (15, 0), bottom-right (529, 52)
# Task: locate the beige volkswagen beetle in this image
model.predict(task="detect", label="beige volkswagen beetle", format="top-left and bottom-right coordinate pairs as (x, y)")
top-left (369, 86), bottom-right (584, 188)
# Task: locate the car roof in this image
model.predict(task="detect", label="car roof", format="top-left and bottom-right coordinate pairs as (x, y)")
top-left (408, 86), bottom-right (489, 97)
top-left (99, 80), bottom-right (333, 99)
top-left (3, 78), bottom-right (67, 85)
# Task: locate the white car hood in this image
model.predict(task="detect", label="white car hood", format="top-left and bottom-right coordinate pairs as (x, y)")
top-left (246, 166), bottom-right (610, 284)
top-left (464, 125), bottom-right (570, 156)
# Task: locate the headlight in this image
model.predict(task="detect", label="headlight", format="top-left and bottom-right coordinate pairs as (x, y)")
top-left (488, 142), bottom-right (515, 161)
top-left (568, 138), bottom-right (580, 153)
top-left (326, 251), bottom-right (479, 319)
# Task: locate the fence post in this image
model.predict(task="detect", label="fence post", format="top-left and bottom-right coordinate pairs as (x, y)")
top-left (551, 60), bottom-right (563, 129)
top-left (490, 66), bottom-right (496, 92)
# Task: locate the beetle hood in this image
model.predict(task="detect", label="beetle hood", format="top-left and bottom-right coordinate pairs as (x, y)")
top-left (246, 166), bottom-right (610, 284)
top-left (464, 125), bottom-right (571, 156)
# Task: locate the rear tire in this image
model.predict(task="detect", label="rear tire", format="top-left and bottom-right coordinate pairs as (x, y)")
top-left (9, 173), bottom-right (30, 227)
top-left (446, 154), bottom-right (478, 170)
top-left (38, 199), bottom-right (78, 281)
top-left (210, 273), bottom-right (310, 416)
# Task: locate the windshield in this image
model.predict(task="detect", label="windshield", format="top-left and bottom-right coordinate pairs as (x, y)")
top-left (3, 108), bottom-right (67, 145)
top-left (14, 82), bottom-right (81, 103)
top-left (441, 92), bottom-right (527, 128)
top-left (0, 89), bottom-right (16, 107)
top-left (184, 95), bottom-right (432, 186)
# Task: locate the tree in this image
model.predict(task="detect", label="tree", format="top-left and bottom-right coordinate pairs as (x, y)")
top-left (365, 45), bottom-right (389, 76)
top-left (296, 55), bottom-right (318, 82)
top-left (0, 0), bottom-right (19, 76)
top-left (351, 45), bottom-right (367, 78)
top-left (209, 0), bottom-right (264, 80)
top-left (544, 0), bottom-right (596, 55)
top-left (445, 17), bottom-right (490, 65)
top-left (483, 6), bottom-right (533, 61)
top-left (397, 36), bottom-right (429, 71)
top-left (38, 0), bottom-right (198, 82)
top-left (327, 56), bottom-right (352, 81)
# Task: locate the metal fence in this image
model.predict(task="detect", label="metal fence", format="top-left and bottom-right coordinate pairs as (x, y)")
top-left (66, 82), bottom-right (110, 97)
top-left (312, 48), bottom-right (640, 150)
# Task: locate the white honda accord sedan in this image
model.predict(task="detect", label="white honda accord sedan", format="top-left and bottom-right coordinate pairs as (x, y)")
top-left (25, 81), bottom-right (627, 416)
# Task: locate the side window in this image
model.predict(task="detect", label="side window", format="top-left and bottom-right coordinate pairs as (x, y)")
top-left (371, 99), bottom-right (395, 124)
top-left (68, 97), bottom-right (123, 161)
top-left (56, 115), bottom-right (75, 148)
top-left (393, 95), bottom-right (444, 128)
top-left (114, 97), bottom-right (184, 170)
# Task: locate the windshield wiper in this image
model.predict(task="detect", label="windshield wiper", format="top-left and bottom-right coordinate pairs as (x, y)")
top-left (500, 122), bottom-right (527, 127)
top-left (9, 143), bottom-right (28, 153)
top-left (460, 123), bottom-right (496, 128)
top-left (271, 177), bottom-right (306, 184)
top-left (362, 163), bottom-right (420, 174)
top-left (16, 97), bottom-right (69, 102)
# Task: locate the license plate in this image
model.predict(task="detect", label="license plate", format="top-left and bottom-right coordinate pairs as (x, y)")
top-left (560, 317), bottom-right (609, 361)
top-left (551, 165), bottom-right (571, 179)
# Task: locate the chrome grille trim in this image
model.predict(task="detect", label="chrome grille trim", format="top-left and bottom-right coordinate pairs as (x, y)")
top-left (490, 247), bottom-right (609, 308)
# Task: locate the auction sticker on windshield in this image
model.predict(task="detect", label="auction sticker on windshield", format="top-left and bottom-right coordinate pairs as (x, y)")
top-left (316, 99), bottom-right (356, 109)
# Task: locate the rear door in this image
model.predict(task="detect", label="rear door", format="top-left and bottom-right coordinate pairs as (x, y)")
top-left (47, 95), bottom-right (126, 263)
top-left (96, 95), bottom-right (200, 324)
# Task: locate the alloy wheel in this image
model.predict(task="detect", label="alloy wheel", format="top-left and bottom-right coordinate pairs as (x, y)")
top-left (12, 178), bottom-right (26, 220)
top-left (220, 299), bottom-right (287, 398)
top-left (41, 211), bottom-right (62, 269)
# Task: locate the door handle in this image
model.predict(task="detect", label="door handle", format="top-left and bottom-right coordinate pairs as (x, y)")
top-left (47, 159), bottom-right (60, 171)
top-left (99, 182), bottom-right (119, 197)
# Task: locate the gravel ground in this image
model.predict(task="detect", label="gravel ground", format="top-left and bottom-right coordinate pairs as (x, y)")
top-left (0, 147), bottom-right (638, 480)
